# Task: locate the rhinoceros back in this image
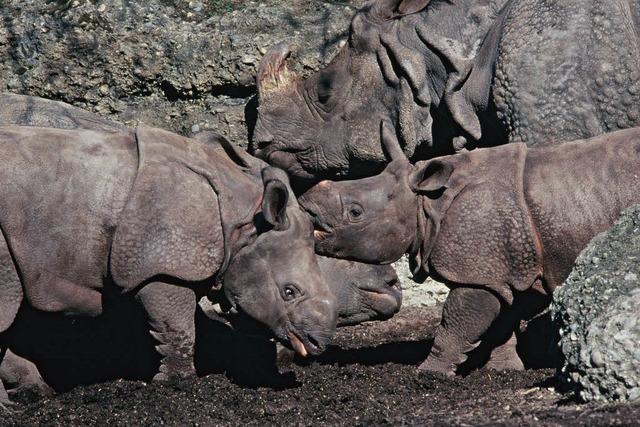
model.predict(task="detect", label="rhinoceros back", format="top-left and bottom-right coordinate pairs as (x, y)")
top-left (0, 126), bottom-right (137, 315)
top-left (524, 127), bottom-right (640, 289)
top-left (493, 0), bottom-right (640, 146)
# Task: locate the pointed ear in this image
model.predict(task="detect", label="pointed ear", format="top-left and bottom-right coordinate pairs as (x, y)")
top-left (409, 159), bottom-right (454, 195)
top-left (262, 177), bottom-right (290, 231)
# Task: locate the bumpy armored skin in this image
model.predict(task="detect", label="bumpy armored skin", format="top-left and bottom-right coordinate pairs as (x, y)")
top-left (0, 94), bottom-right (402, 401)
top-left (300, 126), bottom-right (640, 374)
top-left (252, 0), bottom-right (640, 180)
top-left (0, 122), bottom-right (339, 403)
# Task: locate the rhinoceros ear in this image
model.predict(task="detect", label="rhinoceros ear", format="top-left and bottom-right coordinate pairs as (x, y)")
top-left (372, 0), bottom-right (431, 20)
top-left (261, 168), bottom-right (290, 231)
top-left (409, 159), bottom-right (453, 196)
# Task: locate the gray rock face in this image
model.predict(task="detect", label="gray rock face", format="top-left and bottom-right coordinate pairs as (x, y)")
top-left (552, 204), bottom-right (640, 403)
top-left (0, 0), bottom-right (366, 144)
top-left (392, 256), bottom-right (449, 307)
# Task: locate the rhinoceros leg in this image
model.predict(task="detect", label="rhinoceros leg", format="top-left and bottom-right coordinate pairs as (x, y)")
top-left (0, 231), bottom-right (23, 410)
top-left (0, 231), bottom-right (22, 336)
top-left (485, 331), bottom-right (524, 371)
top-left (0, 349), bottom-right (54, 398)
top-left (0, 380), bottom-right (12, 412)
top-left (135, 281), bottom-right (197, 381)
top-left (419, 286), bottom-right (501, 375)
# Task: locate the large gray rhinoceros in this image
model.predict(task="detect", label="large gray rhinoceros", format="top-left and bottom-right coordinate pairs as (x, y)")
top-left (251, 0), bottom-right (640, 179)
top-left (299, 123), bottom-right (640, 375)
top-left (0, 123), bottom-right (337, 409)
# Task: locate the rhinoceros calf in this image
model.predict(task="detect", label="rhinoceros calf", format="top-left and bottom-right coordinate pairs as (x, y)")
top-left (0, 124), bottom-right (338, 408)
top-left (300, 123), bottom-right (640, 375)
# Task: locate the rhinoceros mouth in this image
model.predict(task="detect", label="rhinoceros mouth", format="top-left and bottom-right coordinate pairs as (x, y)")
top-left (301, 206), bottom-right (334, 238)
top-left (285, 329), bottom-right (324, 357)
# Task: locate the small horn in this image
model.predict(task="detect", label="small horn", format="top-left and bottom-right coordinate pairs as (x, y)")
top-left (380, 121), bottom-right (409, 163)
top-left (257, 42), bottom-right (296, 97)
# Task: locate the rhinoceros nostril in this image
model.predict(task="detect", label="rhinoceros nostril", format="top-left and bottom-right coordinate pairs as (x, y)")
top-left (387, 278), bottom-right (401, 292)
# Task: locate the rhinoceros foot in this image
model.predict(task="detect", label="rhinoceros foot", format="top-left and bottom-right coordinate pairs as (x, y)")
top-left (1, 349), bottom-right (54, 404)
top-left (417, 356), bottom-right (457, 377)
top-left (484, 332), bottom-right (525, 372)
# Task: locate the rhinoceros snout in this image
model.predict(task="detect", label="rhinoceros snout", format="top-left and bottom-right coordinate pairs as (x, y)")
top-left (289, 297), bottom-right (337, 356)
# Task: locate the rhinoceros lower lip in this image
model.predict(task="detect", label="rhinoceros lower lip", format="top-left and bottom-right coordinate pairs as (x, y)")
top-left (363, 280), bottom-right (402, 301)
top-left (288, 331), bottom-right (308, 357)
top-left (267, 150), bottom-right (318, 180)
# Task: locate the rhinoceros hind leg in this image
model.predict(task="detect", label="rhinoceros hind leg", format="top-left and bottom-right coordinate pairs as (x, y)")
top-left (0, 232), bottom-right (22, 334)
top-left (0, 349), bottom-right (54, 398)
top-left (484, 331), bottom-right (524, 371)
top-left (135, 282), bottom-right (197, 381)
top-left (0, 385), bottom-right (14, 413)
top-left (419, 286), bottom-right (501, 375)
top-left (0, 349), bottom-right (13, 412)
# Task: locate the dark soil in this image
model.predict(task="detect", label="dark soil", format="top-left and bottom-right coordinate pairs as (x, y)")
top-left (3, 307), bottom-right (640, 427)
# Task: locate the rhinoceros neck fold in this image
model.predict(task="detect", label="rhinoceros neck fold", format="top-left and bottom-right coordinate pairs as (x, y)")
top-left (132, 126), bottom-right (263, 289)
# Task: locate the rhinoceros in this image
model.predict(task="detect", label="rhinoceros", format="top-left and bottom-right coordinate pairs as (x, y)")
top-left (299, 123), bottom-right (640, 375)
top-left (0, 123), bottom-right (338, 409)
top-left (252, 0), bottom-right (640, 179)
top-left (0, 94), bottom-right (403, 406)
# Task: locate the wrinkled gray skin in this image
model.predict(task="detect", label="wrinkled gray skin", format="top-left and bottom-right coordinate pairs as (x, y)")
top-left (252, 0), bottom-right (640, 179)
top-left (318, 257), bottom-right (402, 326)
top-left (300, 124), bottom-right (640, 375)
top-left (0, 123), bottom-right (337, 408)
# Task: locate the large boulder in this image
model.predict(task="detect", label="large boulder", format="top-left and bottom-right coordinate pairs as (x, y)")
top-left (552, 204), bottom-right (640, 403)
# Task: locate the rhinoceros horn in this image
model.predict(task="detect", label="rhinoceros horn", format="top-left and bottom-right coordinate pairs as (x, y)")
top-left (257, 42), bottom-right (297, 98)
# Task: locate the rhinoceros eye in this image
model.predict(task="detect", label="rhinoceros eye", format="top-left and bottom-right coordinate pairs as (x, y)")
top-left (347, 203), bottom-right (364, 222)
top-left (282, 284), bottom-right (302, 301)
top-left (317, 74), bottom-right (333, 105)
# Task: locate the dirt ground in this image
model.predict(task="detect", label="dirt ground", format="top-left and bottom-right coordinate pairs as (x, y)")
top-left (3, 307), bottom-right (640, 427)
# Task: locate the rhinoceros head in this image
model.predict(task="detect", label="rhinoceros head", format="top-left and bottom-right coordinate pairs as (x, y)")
top-left (251, 0), bottom-right (445, 180)
top-left (299, 123), bottom-right (453, 270)
top-left (320, 257), bottom-right (402, 326)
top-left (223, 167), bottom-right (337, 357)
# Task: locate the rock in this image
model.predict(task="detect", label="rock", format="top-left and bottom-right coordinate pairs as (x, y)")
top-left (0, 0), bottom-right (368, 143)
top-left (392, 255), bottom-right (449, 307)
top-left (551, 204), bottom-right (640, 403)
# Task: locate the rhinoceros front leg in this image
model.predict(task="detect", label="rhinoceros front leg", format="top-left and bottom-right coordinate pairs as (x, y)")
top-left (419, 286), bottom-right (501, 375)
top-left (0, 349), bottom-right (54, 399)
top-left (135, 282), bottom-right (197, 381)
